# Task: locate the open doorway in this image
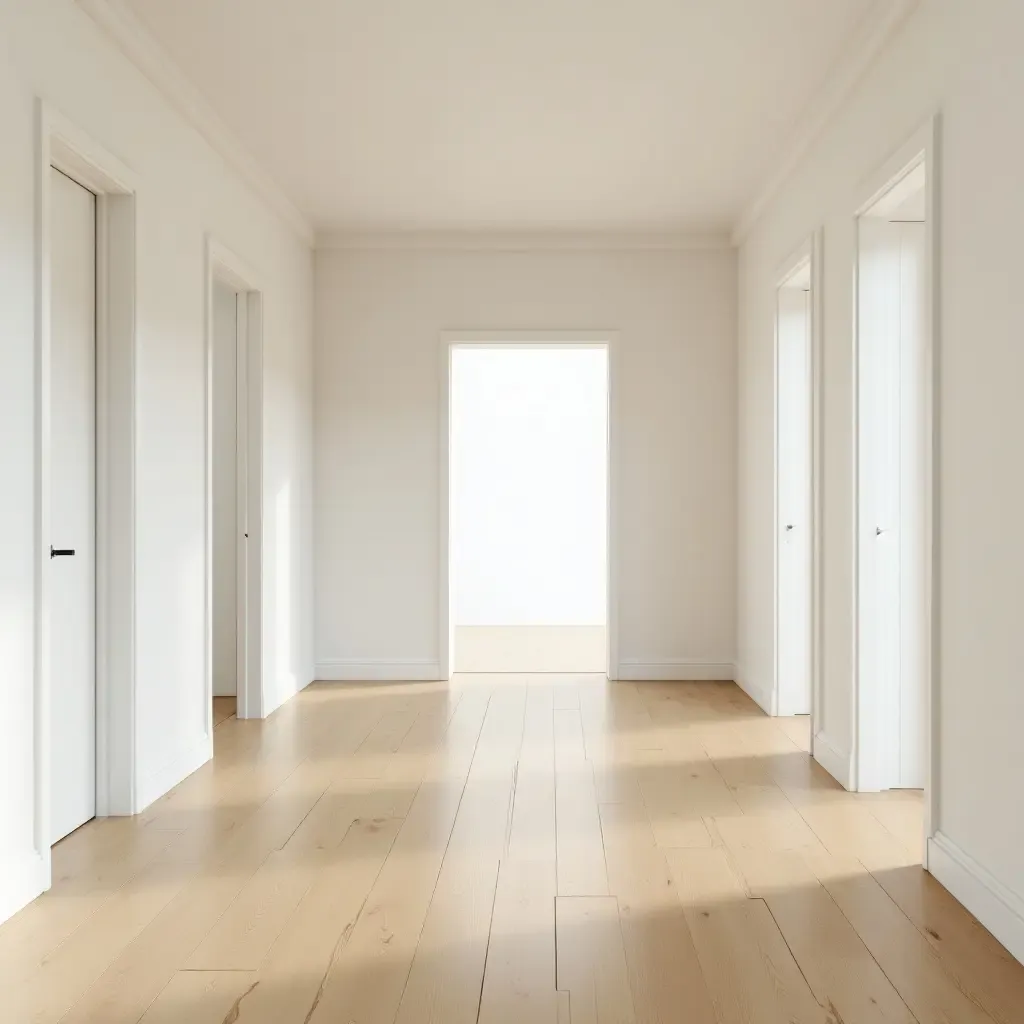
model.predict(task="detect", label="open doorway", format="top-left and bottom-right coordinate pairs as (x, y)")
top-left (211, 280), bottom-right (241, 727)
top-left (442, 339), bottom-right (611, 675)
top-left (206, 240), bottom-right (264, 726)
top-left (855, 132), bottom-right (934, 800)
top-left (775, 244), bottom-right (815, 732)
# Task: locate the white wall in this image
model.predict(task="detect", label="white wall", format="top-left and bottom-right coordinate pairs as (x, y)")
top-left (315, 244), bottom-right (736, 680)
top-left (451, 346), bottom-right (607, 627)
top-left (211, 281), bottom-right (237, 697)
top-left (0, 0), bottom-right (314, 923)
top-left (736, 0), bottom-right (1024, 953)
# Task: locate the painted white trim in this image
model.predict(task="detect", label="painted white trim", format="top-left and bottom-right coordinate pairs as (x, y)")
top-left (205, 238), bottom-right (265, 722)
top-left (928, 832), bottom-right (1024, 966)
top-left (34, 102), bottom-right (139, 909)
top-left (731, 0), bottom-right (921, 243)
top-left (316, 230), bottom-right (733, 252)
top-left (809, 230), bottom-right (825, 765)
top-left (617, 660), bottom-right (735, 682)
top-left (135, 735), bottom-right (212, 813)
top-left (812, 731), bottom-right (852, 789)
top-left (734, 663), bottom-right (772, 713)
top-left (0, 853), bottom-right (48, 926)
top-left (75, 0), bottom-right (313, 245)
top-left (439, 332), bottom-right (618, 681)
top-left (316, 660), bottom-right (442, 682)
top-left (850, 119), bottom-right (938, 843)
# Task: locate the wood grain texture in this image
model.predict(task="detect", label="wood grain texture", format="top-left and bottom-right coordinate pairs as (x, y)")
top-left (667, 847), bottom-right (828, 1024)
top-left (1, 677), bottom-right (1020, 1024)
top-left (555, 896), bottom-right (636, 1024)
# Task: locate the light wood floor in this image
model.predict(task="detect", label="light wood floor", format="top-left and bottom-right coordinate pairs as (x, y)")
top-left (4, 676), bottom-right (1023, 1024)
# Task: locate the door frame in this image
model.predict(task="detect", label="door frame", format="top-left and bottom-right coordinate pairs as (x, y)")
top-left (205, 238), bottom-right (264, 722)
top-left (851, 118), bottom-right (939, 839)
top-left (773, 232), bottom-right (823, 732)
top-left (33, 101), bottom-right (139, 883)
top-left (438, 331), bottom-right (618, 679)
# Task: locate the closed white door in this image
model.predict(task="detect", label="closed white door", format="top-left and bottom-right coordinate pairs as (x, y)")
top-left (776, 287), bottom-right (811, 716)
top-left (49, 167), bottom-right (97, 843)
top-left (858, 218), bottom-right (903, 790)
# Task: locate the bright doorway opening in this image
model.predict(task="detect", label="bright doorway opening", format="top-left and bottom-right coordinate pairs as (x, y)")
top-left (855, 148), bottom-right (932, 795)
top-left (446, 343), bottom-right (610, 674)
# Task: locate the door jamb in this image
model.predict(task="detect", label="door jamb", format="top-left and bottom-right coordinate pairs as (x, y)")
top-left (438, 331), bottom-right (618, 679)
top-left (851, 117), bottom-right (938, 853)
top-left (773, 234), bottom-right (823, 735)
top-left (205, 238), bottom-right (264, 724)
top-left (34, 101), bottom-right (139, 887)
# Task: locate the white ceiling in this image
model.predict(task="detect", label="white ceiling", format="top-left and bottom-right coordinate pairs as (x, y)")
top-left (126, 0), bottom-right (878, 235)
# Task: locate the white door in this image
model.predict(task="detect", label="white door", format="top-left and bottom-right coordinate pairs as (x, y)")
top-left (777, 287), bottom-right (811, 716)
top-left (49, 167), bottom-right (97, 843)
top-left (858, 218), bottom-right (903, 790)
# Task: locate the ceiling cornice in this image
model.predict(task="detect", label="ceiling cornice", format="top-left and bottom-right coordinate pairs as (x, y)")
top-left (76, 0), bottom-right (314, 246)
top-left (731, 0), bottom-right (921, 245)
top-left (316, 230), bottom-right (734, 253)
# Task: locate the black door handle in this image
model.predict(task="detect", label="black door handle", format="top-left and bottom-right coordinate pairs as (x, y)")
top-left (50, 546), bottom-right (75, 558)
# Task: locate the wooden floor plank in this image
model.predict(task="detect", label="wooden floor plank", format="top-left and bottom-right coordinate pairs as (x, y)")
top-left (479, 684), bottom-right (559, 1024)
top-left (666, 847), bottom-right (828, 1024)
top-left (392, 688), bottom-right (525, 1024)
top-left (805, 850), bottom-right (994, 1024)
top-left (2, 678), bottom-right (1016, 1024)
top-left (727, 847), bottom-right (916, 1024)
top-left (184, 847), bottom-right (316, 971)
top-left (304, 689), bottom-right (492, 1024)
top-left (599, 801), bottom-right (716, 1024)
top-left (555, 710), bottom-right (609, 896)
top-left (137, 970), bottom-right (257, 1024)
top-left (478, 856), bottom-right (559, 1024)
top-left (212, 697), bottom-right (237, 727)
top-left (232, 815), bottom-right (403, 1023)
top-left (555, 896), bottom-right (636, 1024)
top-left (870, 861), bottom-right (1024, 1024)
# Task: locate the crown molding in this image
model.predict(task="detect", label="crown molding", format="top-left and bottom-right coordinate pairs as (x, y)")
top-left (76, 0), bottom-right (314, 246)
top-left (316, 229), bottom-right (734, 252)
top-left (731, 0), bottom-right (921, 245)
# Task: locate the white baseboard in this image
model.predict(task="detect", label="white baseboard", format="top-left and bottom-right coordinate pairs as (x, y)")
top-left (259, 670), bottom-right (315, 719)
top-left (315, 659), bottom-right (442, 682)
top-left (812, 730), bottom-right (852, 789)
top-left (615, 659), bottom-right (734, 682)
top-left (928, 831), bottom-right (1024, 966)
top-left (0, 850), bottom-right (48, 926)
top-left (733, 662), bottom-right (772, 713)
top-left (135, 734), bottom-right (213, 813)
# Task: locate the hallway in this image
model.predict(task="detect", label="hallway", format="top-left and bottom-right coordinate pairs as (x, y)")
top-left (2, 676), bottom-right (1021, 1023)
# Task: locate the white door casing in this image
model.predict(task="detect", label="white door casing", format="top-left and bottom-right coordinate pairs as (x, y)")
top-left (898, 221), bottom-right (928, 788)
